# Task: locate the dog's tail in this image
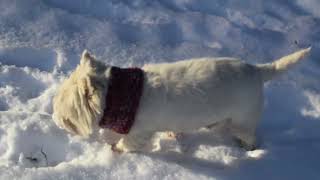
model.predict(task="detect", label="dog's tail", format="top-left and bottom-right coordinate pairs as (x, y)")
top-left (257, 47), bottom-right (311, 82)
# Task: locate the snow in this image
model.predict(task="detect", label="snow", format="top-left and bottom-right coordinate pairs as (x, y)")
top-left (0, 0), bottom-right (320, 179)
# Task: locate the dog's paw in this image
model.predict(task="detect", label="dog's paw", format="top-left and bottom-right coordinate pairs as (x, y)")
top-left (167, 132), bottom-right (184, 140)
top-left (111, 143), bottom-right (124, 154)
top-left (113, 140), bottom-right (135, 153)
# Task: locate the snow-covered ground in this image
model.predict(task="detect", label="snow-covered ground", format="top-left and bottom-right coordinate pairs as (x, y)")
top-left (0, 0), bottom-right (320, 179)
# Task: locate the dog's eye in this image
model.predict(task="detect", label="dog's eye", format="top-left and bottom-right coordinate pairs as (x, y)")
top-left (85, 88), bottom-right (95, 100)
top-left (84, 88), bottom-right (91, 99)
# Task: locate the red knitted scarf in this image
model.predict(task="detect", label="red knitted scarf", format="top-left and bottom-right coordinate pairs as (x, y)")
top-left (99, 67), bottom-right (144, 134)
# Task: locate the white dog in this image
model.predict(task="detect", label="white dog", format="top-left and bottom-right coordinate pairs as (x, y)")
top-left (53, 47), bottom-right (311, 152)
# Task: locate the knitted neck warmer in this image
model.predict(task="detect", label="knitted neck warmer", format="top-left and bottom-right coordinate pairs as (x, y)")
top-left (99, 66), bottom-right (144, 134)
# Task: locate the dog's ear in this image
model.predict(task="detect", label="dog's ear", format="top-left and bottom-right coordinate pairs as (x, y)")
top-left (80, 49), bottom-right (95, 68)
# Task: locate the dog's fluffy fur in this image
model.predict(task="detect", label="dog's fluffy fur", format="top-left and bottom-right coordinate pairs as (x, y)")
top-left (53, 48), bottom-right (311, 152)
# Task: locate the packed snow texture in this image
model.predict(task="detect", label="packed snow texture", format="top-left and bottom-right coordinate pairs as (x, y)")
top-left (0, 0), bottom-right (320, 179)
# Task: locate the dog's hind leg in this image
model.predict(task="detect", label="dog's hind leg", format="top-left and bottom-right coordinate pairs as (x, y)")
top-left (229, 107), bottom-right (262, 151)
top-left (230, 125), bottom-right (257, 150)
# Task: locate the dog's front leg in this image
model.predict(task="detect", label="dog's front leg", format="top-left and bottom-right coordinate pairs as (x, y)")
top-left (115, 132), bottom-right (153, 152)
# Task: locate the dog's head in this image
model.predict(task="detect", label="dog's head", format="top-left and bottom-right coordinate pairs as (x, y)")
top-left (52, 50), bottom-right (109, 138)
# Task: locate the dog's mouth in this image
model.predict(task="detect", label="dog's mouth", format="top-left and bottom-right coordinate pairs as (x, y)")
top-left (62, 118), bottom-right (79, 135)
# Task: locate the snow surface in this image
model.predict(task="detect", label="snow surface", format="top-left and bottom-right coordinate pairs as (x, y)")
top-left (0, 0), bottom-right (320, 179)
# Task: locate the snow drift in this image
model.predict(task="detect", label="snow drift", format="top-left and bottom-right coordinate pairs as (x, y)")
top-left (0, 0), bottom-right (320, 179)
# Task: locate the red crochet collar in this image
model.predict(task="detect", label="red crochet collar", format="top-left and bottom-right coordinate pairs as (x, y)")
top-left (99, 66), bottom-right (144, 134)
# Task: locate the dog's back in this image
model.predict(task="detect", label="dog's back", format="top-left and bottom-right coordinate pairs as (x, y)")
top-left (131, 48), bottom-right (311, 134)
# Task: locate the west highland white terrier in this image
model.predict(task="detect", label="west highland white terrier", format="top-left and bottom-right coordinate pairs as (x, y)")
top-left (53, 47), bottom-right (311, 152)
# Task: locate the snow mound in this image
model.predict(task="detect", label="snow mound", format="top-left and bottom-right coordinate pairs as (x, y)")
top-left (0, 0), bottom-right (320, 179)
